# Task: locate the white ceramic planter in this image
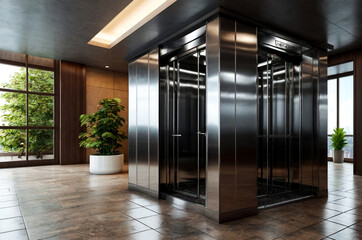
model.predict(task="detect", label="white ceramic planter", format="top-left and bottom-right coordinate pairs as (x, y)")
top-left (333, 150), bottom-right (344, 163)
top-left (90, 154), bottom-right (124, 174)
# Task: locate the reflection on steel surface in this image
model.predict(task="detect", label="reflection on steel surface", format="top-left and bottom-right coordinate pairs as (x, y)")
top-left (128, 49), bottom-right (159, 193)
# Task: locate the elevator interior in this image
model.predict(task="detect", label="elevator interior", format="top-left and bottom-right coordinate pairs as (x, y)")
top-left (160, 42), bottom-right (207, 205)
top-left (257, 35), bottom-right (318, 208)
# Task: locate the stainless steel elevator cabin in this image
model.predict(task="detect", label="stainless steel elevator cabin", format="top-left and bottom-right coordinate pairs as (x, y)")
top-left (128, 14), bottom-right (327, 223)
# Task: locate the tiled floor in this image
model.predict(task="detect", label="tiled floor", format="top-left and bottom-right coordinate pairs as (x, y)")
top-left (0, 162), bottom-right (361, 239)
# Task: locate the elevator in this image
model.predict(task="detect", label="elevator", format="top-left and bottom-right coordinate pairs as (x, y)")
top-left (160, 45), bottom-right (207, 204)
top-left (128, 15), bottom-right (327, 223)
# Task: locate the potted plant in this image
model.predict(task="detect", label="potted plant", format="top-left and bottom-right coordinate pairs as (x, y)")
top-left (79, 98), bottom-right (127, 174)
top-left (331, 128), bottom-right (348, 163)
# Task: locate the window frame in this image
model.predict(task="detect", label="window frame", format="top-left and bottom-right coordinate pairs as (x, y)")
top-left (0, 56), bottom-right (59, 167)
top-left (327, 70), bottom-right (354, 160)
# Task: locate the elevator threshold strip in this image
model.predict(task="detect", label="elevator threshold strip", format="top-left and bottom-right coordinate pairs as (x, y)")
top-left (257, 194), bottom-right (313, 209)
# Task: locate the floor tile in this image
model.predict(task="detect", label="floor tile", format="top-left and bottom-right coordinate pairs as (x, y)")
top-left (176, 232), bottom-right (216, 240)
top-left (121, 229), bottom-right (171, 240)
top-left (0, 217), bottom-right (25, 234)
top-left (0, 200), bottom-right (19, 209)
top-left (0, 229), bottom-right (28, 240)
top-left (327, 213), bottom-right (362, 226)
top-left (0, 188), bottom-right (14, 197)
top-left (156, 222), bottom-right (200, 238)
top-left (0, 162), bottom-right (359, 240)
top-left (0, 206), bottom-right (22, 220)
top-left (329, 227), bottom-right (362, 240)
top-left (95, 219), bottom-right (151, 237)
top-left (123, 207), bottom-right (159, 219)
top-left (0, 195), bottom-right (17, 202)
top-left (130, 197), bottom-right (160, 206)
top-left (299, 220), bottom-right (346, 237)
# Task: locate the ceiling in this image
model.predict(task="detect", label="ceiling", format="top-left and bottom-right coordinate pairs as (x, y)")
top-left (0, 0), bottom-right (361, 73)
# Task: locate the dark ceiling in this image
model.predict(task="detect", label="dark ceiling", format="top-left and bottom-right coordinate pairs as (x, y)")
top-left (0, 0), bottom-right (361, 73)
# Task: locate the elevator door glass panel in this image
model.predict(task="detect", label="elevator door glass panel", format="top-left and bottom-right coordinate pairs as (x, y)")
top-left (177, 54), bottom-right (199, 196)
top-left (168, 49), bottom-right (206, 203)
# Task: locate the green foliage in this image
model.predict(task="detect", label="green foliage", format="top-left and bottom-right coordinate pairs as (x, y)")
top-left (0, 68), bottom-right (54, 158)
top-left (79, 98), bottom-right (127, 155)
top-left (331, 128), bottom-right (348, 151)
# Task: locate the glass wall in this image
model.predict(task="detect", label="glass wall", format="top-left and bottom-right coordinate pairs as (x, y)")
top-left (0, 58), bottom-right (56, 165)
top-left (327, 62), bottom-right (354, 159)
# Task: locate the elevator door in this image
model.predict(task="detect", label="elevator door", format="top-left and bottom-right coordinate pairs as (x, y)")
top-left (257, 50), bottom-right (305, 207)
top-left (167, 49), bottom-right (206, 203)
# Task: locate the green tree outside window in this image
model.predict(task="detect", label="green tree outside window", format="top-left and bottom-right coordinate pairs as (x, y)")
top-left (0, 68), bottom-right (54, 159)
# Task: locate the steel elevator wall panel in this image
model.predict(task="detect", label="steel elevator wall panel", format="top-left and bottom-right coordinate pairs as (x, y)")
top-left (128, 62), bottom-right (137, 185)
top-left (301, 55), bottom-right (314, 188)
top-left (159, 65), bottom-right (168, 187)
top-left (235, 21), bottom-right (258, 210)
top-left (205, 18), bottom-right (220, 212)
top-left (317, 54), bottom-right (328, 194)
top-left (205, 17), bottom-right (258, 216)
top-left (149, 50), bottom-right (159, 192)
top-left (136, 54), bottom-right (150, 189)
top-left (128, 50), bottom-right (159, 196)
top-left (219, 17), bottom-right (236, 213)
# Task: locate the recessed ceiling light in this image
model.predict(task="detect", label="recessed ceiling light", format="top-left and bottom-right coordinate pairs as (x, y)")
top-left (105, 65), bottom-right (110, 68)
top-left (88, 0), bottom-right (177, 49)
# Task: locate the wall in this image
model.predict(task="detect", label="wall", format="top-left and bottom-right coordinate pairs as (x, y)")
top-left (85, 67), bottom-right (129, 163)
top-left (60, 61), bottom-right (86, 165)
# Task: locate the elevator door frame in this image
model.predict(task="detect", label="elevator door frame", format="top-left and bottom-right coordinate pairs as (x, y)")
top-left (164, 45), bottom-right (207, 204)
top-left (257, 44), bottom-right (313, 207)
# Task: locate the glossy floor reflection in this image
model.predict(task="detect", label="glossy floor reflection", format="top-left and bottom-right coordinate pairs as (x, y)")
top-left (0, 162), bottom-right (361, 239)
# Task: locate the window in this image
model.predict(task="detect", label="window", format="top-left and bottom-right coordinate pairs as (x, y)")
top-left (0, 58), bottom-right (56, 165)
top-left (327, 62), bottom-right (354, 159)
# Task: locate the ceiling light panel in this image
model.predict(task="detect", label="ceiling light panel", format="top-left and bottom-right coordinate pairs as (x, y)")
top-left (89, 0), bottom-right (177, 49)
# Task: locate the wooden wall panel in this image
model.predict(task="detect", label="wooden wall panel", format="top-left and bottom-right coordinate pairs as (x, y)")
top-left (85, 67), bottom-right (129, 163)
top-left (328, 51), bottom-right (354, 66)
top-left (60, 61), bottom-right (86, 165)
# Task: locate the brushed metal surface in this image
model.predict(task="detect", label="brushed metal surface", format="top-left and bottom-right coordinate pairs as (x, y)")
top-left (206, 18), bottom-right (220, 212)
top-left (149, 49), bottom-right (160, 192)
top-left (206, 17), bottom-right (258, 214)
top-left (136, 54), bottom-right (150, 189)
top-left (128, 61), bottom-right (137, 185)
top-left (129, 50), bottom-right (160, 193)
top-left (218, 17), bottom-right (236, 213)
top-left (312, 53), bottom-right (320, 188)
top-left (235, 22), bottom-right (258, 210)
top-left (301, 55), bottom-right (314, 187)
top-left (318, 53), bottom-right (328, 193)
top-left (291, 64), bottom-right (302, 186)
top-left (159, 65), bottom-right (168, 187)
top-left (199, 49), bottom-right (207, 198)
